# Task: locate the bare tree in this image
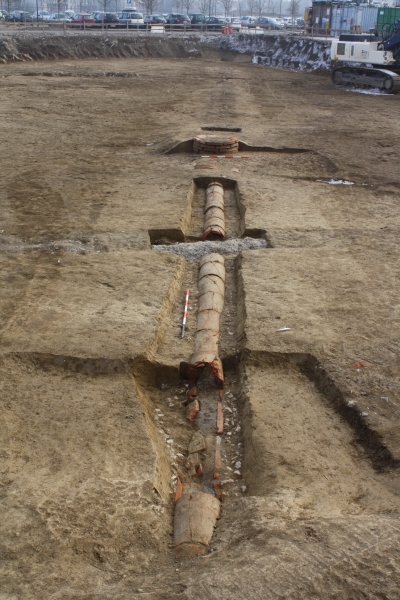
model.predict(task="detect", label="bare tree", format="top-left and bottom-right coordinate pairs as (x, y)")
top-left (174, 0), bottom-right (184, 12)
top-left (246, 0), bottom-right (256, 15)
top-left (254, 0), bottom-right (266, 16)
top-left (182, 0), bottom-right (194, 13)
top-left (56, 0), bottom-right (64, 17)
top-left (237, 0), bottom-right (245, 16)
top-left (140, 0), bottom-right (160, 14)
top-left (199, 0), bottom-right (210, 14)
top-left (287, 0), bottom-right (300, 22)
top-left (221, 0), bottom-right (233, 16)
top-left (268, 0), bottom-right (277, 15)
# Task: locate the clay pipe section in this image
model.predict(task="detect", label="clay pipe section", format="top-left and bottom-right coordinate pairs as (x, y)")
top-left (174, 491), bottom-right (221, 557)
top-left (202, 182), bottom-right (225, 241)
top-left (187, 253), bottom-right (225, 400)
top-left (193, 134), bottom-right (239, 154)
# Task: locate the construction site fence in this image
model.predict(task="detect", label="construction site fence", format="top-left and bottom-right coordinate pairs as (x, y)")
top-left (0, 21), bottom-right (384, 39)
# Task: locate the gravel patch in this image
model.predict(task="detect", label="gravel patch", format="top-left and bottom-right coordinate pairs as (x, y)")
top-left (152, 237), bottom-right (268, 261)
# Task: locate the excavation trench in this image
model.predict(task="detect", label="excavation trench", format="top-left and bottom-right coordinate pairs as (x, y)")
top-left (151, 170), bottom-right (398, 555)
top-left (154, 243), bottom-right (400, 555)
top-left (149, 175), bottom-right (251, 555)
top-left (174, 241), bottom-right (228, 551)
top-left (150, 176), bottom-right (270, 248)
top-left (165, 138), bottom-right (312, 156)
top-left (149, 169), bottom-right (399, 556)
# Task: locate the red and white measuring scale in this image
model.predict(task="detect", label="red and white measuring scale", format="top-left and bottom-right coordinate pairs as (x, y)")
top-left (181, 289), bottom-right (190, 338)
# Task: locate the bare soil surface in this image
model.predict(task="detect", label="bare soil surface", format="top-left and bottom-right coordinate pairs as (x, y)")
top-left (1, 54), bottom-right (399, 599)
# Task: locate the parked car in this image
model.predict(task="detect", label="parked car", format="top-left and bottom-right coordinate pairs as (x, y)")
top-left (295, 17), bottom-right (306, 28)
top-left (93, 11), bottom-right (119, 23)
top-left (9, 11), bottom-right (33, 21)
top-left (240, 16), bottom-right (257, 27)
top-left (32, 10), bottom-right (51, 20)
top-left (282, 17), bottom-right (293, 26)
top-left (65, 10), bottom-right (76, 19)
top-left (205, 16), bottom-right (228, 28)
top-left (188, 13), bottom-right (206, 25)
top-left (164, 13), bottom-right (191, 25)
top-left (256, 17), bottom-right (283, 29)
top-left (144, 14), bottom-right (166, 24)
top-left (119, 9), bottom-right (144, 24)
top-left (71, 13), bottom-right (95, 26)
top-left (48, 13), bottom-right (72, 22)
top-left (224, 16), bottom-right (241, 30)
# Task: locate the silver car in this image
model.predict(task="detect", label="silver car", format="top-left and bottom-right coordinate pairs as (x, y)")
top-left (255, 17), bottom-right (284, 30)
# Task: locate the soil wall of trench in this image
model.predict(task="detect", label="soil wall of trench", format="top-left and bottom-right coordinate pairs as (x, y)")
top-left (0, 33), bottom-right (331, 72)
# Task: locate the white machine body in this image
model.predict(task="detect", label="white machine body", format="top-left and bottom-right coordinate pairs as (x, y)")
top-left (331, 40), bottom-right (395, 65)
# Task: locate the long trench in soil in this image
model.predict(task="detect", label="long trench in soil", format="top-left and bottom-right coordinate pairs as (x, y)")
top-left (148, 173), bottom-right (399, 551)
top-left (180, 253), bottom-right (245, 501)
top-left (150, 176), bottom-right (248, 526)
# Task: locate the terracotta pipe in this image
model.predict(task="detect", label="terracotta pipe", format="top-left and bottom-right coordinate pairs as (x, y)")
top-left (202, 182), bottom-right (225, 241)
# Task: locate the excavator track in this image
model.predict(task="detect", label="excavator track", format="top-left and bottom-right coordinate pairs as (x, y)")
top-left (332, 67), bottom-right (400, 94)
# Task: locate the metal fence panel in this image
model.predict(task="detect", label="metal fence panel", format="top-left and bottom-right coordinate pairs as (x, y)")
top-left (330, 6), bottom-right (359, 32)
top-left (361, 7), bottom-right (378, 32)
top-left (331, 5), bottom-right (378, 33)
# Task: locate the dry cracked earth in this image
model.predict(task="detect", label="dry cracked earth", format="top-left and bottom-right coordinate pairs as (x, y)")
top-left (0, 54), bottom-right (400, 599)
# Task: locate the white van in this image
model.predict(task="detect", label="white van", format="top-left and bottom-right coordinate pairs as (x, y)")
top-left (120, 8), bottom-right (144, 24)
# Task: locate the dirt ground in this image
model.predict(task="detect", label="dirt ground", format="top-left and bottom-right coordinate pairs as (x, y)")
top-left (0, 53), bottom-right (399, 599)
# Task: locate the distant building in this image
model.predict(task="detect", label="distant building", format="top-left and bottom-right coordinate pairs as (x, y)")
top-left (308, 1), bottom-right (380, 34)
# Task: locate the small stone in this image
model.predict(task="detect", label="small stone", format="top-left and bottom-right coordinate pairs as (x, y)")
top-left (188, 431), bottom-right (206, 454)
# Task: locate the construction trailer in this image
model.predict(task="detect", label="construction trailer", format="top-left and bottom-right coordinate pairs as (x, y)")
top-left (330, 5), bottom-right (378, 34)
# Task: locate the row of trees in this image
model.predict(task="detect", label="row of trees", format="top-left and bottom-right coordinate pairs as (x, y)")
top-left (141, 0), bottom-right (301, 17)
top-left (0, 0), bottom-right (301, 18)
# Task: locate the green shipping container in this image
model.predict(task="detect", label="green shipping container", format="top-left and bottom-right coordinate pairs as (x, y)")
top-left (376, 7), bottom-right (400, 35)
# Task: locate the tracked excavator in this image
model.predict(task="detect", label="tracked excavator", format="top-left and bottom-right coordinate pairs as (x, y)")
top-left (331, 20), bottom-right (400, 93)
